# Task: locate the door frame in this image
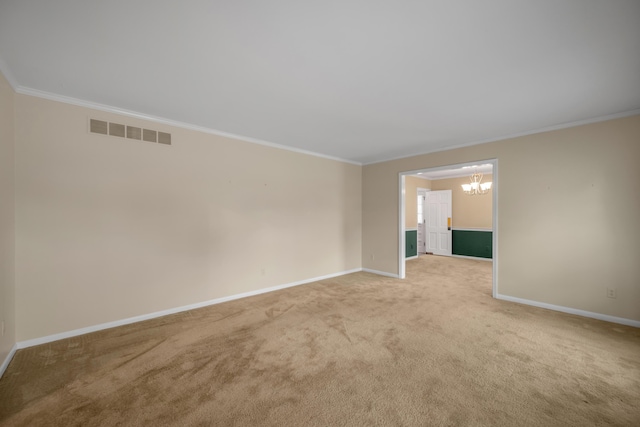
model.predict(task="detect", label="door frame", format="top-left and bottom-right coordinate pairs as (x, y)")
top-left (398, 159), bottom-right (498, 298)
top-left (416, 187), bottom-right (429, 254)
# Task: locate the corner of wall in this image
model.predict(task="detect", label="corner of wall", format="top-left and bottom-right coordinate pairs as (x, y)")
top-left (0, 68), bottom-right (17, 377)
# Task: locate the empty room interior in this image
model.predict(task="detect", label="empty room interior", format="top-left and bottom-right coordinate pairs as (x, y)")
top-left (1, 1), bottom-right (639, 425)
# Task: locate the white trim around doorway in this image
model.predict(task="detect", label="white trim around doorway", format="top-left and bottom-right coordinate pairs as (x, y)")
top-left (398, 159), bottom-right (498, 298)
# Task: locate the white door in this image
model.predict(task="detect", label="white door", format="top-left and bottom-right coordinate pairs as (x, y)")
top-left (425, 190), bottom-right (452, 256)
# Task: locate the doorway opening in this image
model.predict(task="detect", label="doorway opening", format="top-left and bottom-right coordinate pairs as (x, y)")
top-left (398, 159), bottom-right (498, 297)
top-left (416, 188), bottom-right (429, 255)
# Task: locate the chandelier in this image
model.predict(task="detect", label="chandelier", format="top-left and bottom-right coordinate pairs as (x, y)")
top-left (461, 171), bottom-right (492, 195)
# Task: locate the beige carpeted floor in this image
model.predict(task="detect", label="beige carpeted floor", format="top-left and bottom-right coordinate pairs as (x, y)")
top-left (1, 255), bottom-right (639, 426)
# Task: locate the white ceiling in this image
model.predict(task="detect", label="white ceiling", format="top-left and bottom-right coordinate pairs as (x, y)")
top-left (1, 1), bottom-right (639, 165)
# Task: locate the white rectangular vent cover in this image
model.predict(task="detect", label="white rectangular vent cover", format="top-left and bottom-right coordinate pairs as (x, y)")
top-left (89, 119), bottom-right (171, 145)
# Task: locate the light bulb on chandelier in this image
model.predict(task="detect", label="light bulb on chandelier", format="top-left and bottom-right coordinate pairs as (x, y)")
top-left (461, 171), bottom-right (492, 195)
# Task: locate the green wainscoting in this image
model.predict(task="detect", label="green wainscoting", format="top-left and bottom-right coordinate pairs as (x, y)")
top-left (452, 229), bottom-right (492, 259)
top-left (405, 230), bottom-right (417, 258)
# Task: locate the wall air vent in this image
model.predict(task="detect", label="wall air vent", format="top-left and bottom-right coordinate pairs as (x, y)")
top-left (127, 126), bottom-right (141, 140)
top-left (90, 119), bottom-right (108, 135)
top-left (89, 118), bottom-right (171, 146)
top-left (143, 129), bottom-right (157, 143)
top-left (158, 132), bottom-right (171, 145)
top-left (109, 122), bottom-right (125, 138)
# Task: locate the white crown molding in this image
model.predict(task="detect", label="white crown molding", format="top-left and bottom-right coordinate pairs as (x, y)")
top-left (364, 108), bottom-right (640, 166)
top-left (404, 160), bottom-right (496, 182)
top-left (13, 86), bottom-right (362, 166)
top-left (7, 78), bottom-right (639, 168)
top-left (15, 268), bottom-right (363, 349)
top-left (420, 165), bottom-right (493, 180)
top-left (496, 294), bottom-right (640, 328)
top-left (0, 343), bottom-right (18, 379)
top-left (408, 175), bottom-right (432, 181)
top-left (402, 159), bottom-right (497, 177)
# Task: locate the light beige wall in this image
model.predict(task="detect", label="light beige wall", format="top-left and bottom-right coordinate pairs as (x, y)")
top-left (0, 71), bottom-right (16, 361)
top-left (404, 176), bottom-right (431, 228)
top-left (430, 175), bottom-right (492, 229)
top-left (14, 94), bottom-right (362, 341)
top-left (363, 115), bottom-right (640, 322)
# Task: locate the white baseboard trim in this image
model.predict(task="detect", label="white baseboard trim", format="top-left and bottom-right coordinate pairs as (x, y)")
top-left (362, 268), bottom-right (400, 279)
top-left (452, 255), bottom-right (493, 262)
top-left (16, 268), bottom-right (363, 350)
top-left (496, 294), bottom-right (640, 328)
top-left (405, 255), bottom-right (419, 261)
top-left (0, 343), bottom-right (18, 379)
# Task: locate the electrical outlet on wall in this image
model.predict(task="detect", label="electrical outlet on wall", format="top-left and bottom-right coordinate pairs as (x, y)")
top-left (606, 287), bottom-right (617, 299)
